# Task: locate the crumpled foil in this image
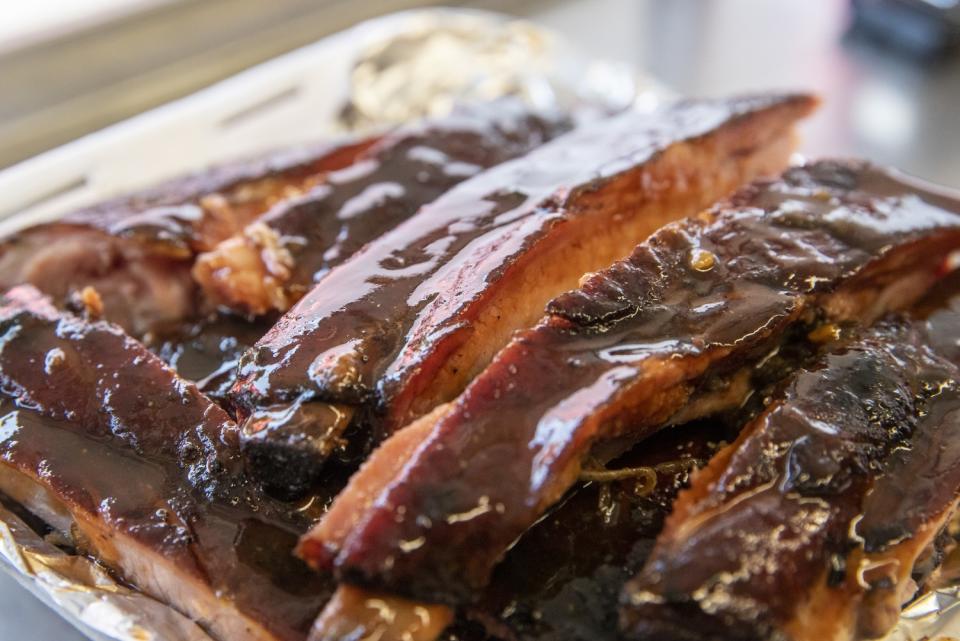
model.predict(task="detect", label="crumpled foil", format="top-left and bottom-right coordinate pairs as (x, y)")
top-left (885, 586), bottom-right (960, 641)
top-left (0, 504), bottom-right (211, 641)
top-left (1, 8), bottom-right (957, 641)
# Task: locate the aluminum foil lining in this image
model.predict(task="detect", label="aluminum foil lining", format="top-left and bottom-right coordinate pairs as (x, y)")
top-left (0, 7), bottom-right (957, 641)
top-left (887, 586), bottom-right (960, 640)
top-left (0, 504), bottom-right (212, 641)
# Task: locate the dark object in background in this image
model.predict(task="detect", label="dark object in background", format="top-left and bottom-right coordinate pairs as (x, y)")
top-left (850, 0), bottom-right (960, 58)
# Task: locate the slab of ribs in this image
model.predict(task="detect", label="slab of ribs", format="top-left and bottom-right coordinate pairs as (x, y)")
top-left (5, 91), bottom-right (960, 641)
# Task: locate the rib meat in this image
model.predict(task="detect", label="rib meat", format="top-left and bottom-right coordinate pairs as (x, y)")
top-left (301, 160), bottom-right (960, 606)
top-left (621, 313), bottom-right (960, 641)
top-left (309, 586), bottom-right (453, 641)
top-left (462, 421), bottom-right (729, 641)
top-left (232, 93), bottom-right (816, 496)
top-left (0, 138), bottom-right (373, 335)
top-left (68, 138), bottom-right (379, 254)
top-left (310, 422), bottom-right (754, 641)
top-left (0, 286), bottom-right (332, 641)
top-left (193, 99), bottom-right (572, 315)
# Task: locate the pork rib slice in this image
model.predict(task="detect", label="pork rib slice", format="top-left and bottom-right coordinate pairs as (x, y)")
top-left (455, 420), bottom-right (729, 641)
top-left (231, 93), bottom-right (816, 496)
top-left (194, 99), bottom-right (572, 316)
top-left (0, 138), bottom-right (372, 335)
top-left (446, 283), bottom-right (960, 641)
top-left (303, 160), bottom-right (960, 614)
top-left (622, 307), bottom-right (960, 641)
top-left (0, 286), bottom-right (333, 641)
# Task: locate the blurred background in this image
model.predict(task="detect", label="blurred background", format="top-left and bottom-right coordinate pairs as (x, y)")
top-left (0, 0), bottom-right (959, 639)
top-left (1, 0), bottom-right (959, 186)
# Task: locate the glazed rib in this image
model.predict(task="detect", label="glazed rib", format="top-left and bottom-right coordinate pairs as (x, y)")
top-left (309, 586), bottom-right (453, 641)
top-left (0, 286), bottom-right (331, 641)
top-left (68, 138), bottom-right (379, 254)
top-left (301, 160), bottom-right (960, 606)
top-left (462, 422), bottom-right (727, 641)
top-left (0, 139), bottom-right (372, 335)
top-left (310, 423), bottom-right (733, 641)
top-left (622, 313), bottom-right (960, 641)
top-left (232, 93), bottom-right (816, 495)
top-left (193, 99), bottom-right (572, 315)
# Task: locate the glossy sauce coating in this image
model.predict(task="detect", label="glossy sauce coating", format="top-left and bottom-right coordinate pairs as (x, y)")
top-left (194, 99), bottom-right (571, 314)
top-left (855, 298), bottom-right (960, 556)
top-left (233, 94), bottom-right (814, 472)
top-left (68, 137), bottom-right (376, 256)
top-left (457, 312), bottom-right (960, 641)
top-left (152, 313), bottom-right (276, 404)
top-left (0, 286), bottom-right (332, 641)
top-left (622, 316), bottom-right (960, 641)
top-left (456, 294), bottom-right (960, 641)
top-left (458, 423), bottom-right (727, 641)
top-left (0, 138), bottom-right (372, 337)
top-left (313, 161), bottom-right (960, 603)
